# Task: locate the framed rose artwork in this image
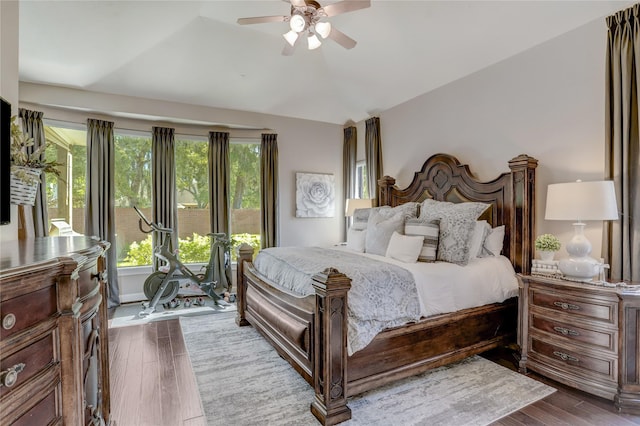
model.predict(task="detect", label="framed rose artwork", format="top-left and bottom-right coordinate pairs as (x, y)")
top-left (295, 172), bottom-right (335, 218)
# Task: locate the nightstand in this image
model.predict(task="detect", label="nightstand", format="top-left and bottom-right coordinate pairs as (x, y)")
top-left (518, 274), bottom-right (640, 414)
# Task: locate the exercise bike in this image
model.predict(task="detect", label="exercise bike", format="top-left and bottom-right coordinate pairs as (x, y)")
top-left (133, 206), bottom-right (231, 318)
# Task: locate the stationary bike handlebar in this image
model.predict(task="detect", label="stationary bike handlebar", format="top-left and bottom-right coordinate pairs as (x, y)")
top-left (133, 205), bottom-right (173, 234)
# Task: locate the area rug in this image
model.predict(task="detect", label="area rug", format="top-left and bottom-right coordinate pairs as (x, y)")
top-left (109, 302), bottom-right (236, 328)
top-left (181, 313), bottom-right (555, 426)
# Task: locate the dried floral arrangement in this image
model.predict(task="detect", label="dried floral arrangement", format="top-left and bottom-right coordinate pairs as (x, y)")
top-left (534, 233), bottom-right (561, 252)
top-left (10, 115), bottom-right (61, 185)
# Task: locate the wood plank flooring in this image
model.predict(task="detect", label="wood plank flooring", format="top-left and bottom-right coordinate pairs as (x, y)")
top-left (108, 319), bottom-right (640, 426)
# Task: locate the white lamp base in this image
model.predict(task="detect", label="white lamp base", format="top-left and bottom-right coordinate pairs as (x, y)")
top-left (559, 256), bottom-right (600, 280)
top-left (558, 222), bottom-right (600, 280)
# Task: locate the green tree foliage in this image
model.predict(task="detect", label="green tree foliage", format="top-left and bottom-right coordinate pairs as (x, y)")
top-left (175, 139), bottom-right (209, 208)
top-left (230, 143), bottom-right (260, 209)
top-left (114, 135), bottom-right (152, 208)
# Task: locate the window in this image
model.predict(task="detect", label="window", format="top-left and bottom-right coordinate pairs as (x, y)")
top-left (44, 123), bottom-right (87, 235)
top-left (355, 160), bottom-right (369, 199)
top-left (175, 137), bottom-right (210, 263)
top-left (229, 141), bottom-right (261, 257)
top-left (113, 132), bottom-right (152, 266)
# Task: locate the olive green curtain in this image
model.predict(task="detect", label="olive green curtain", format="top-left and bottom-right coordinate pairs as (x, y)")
top-left (152, 127), bottom-right (178, 269)
top-left (343, 126), bottom-right (357, 236)
top-left (208, 131), bottom-right (230, 235)
top-left (86, 118), bottom-right (119, 307)
top-left (604, 4), bottom-right (640, 281)
top-left (260, 133), bottom-right (279, 248)
top-left (208, 131), bottom-right (232, 291)
top-left (18, 108), bottom-right (49, 237)
top-left (365, 117), bottom-right (383, 207)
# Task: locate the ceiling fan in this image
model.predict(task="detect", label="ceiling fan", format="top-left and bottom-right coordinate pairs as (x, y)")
top-left (237, 0), bottom-right (371, 55)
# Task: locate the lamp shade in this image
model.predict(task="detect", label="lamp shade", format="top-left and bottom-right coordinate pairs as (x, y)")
top-left (545, 180), bottom-right (618, 221)
top-left (345, 198), bottom-right (372, 217)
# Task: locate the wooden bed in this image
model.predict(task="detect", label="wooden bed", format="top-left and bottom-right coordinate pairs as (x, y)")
top-left (235, 153), bottom-right (538, 425)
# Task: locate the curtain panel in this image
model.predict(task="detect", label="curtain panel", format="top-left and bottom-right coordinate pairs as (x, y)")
top-left (208, 131), bottom-right (232, 291)
top-left (605, 4), bottom-right (640, 281)
top-left (18, 108), bottom-right (49, 237)
top-left (343, 126), bottom-right (357, 236)
top-left (86, 118), bottom-right (120, 307)
top-left (152, 127), bottom-right (178, 270)
top-left (208, 131), bottom-right (230, 235)
top-left (365, 117), bottom-right (383, 207)
top-left (260, 133), bottom-right (279, 249)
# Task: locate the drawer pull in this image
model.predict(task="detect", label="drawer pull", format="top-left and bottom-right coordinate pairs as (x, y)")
top-left (553, 326), bottom-right (579, 336)
top-left (553, 351), bottom-right (579, 363)
top-left (553, 301), bottom-right (580, 311)
top-left (91, 271), bottom-right (105, 281)
top-left (0, 363), bottom-right (26, 388)
top-left (2, 313), bottom-right (16, 330)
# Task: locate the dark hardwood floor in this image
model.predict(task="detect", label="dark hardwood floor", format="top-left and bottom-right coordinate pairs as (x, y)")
top-left (108, 318), bottom-right (640, 426)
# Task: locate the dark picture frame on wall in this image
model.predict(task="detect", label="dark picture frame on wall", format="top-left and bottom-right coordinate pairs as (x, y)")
top-left (0, 97), bottom-right (11, 225)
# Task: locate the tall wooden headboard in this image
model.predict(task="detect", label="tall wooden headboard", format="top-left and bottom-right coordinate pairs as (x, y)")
top-left (377, 153), bottom-right (538, 274)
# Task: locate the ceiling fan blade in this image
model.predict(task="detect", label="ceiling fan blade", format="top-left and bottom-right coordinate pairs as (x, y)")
top-left (237, 15), bottom-right (288, 25)
top-left (321, 0), bottom-right (371, 17)
top-left (327, 27), bottom-right (357, 49)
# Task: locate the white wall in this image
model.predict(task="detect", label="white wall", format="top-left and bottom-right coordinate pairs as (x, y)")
top-left (0, 0), bottom-right (20, 242)
top-left (360, 18), bottom-right (610, 261)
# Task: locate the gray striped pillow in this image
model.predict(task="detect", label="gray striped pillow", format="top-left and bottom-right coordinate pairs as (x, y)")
top-left (404, 219), bottom-right (440, 262)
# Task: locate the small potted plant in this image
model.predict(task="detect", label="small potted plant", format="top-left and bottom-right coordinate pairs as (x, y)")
top-left (535, 233), bottom-right (561, 261)
top-left (10, 115), bottom-right (60, 205)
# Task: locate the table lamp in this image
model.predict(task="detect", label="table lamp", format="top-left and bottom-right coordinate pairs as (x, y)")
top-left (345, 198), bottom-right (372, 217)
top-left (544, 180), bottom-right (618, 280)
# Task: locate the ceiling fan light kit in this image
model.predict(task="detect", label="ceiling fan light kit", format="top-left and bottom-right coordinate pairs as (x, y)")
top-left (237, 0), bottom-right (370, 55)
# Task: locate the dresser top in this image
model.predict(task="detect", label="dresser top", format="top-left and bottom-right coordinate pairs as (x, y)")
top-left (520, 274), bottom-right (640, 298)
top-left (0, 236), bottom-right (107, 271)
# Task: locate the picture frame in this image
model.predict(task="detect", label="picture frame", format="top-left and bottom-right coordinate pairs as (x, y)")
top-left (295, 172), bottom-right (335, 218)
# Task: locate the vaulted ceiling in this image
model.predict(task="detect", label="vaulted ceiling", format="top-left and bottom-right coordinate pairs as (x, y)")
top-left (18, 1), bottom-right (631, 125)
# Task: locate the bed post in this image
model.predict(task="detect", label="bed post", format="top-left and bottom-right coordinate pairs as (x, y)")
top-left (378, 175), bottom-right (396, 207)
top-left (235, 243), bottom-right (253, 327)
top-left (508, 154), bottom-right (537, 275)
top-left (311, 268), bottom-right (352, 426)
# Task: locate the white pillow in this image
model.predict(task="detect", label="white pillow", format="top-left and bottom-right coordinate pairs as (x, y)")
top-left (482, 225), bottom-right (505, 256)
top-left (365, 210), bottom-right (405, 256)
top-left (346, 227), bottom-right (366, 253)
top-left (385, 231), bottom-right (424, 263)
top-left (468, 220), bottom-right (491, 259)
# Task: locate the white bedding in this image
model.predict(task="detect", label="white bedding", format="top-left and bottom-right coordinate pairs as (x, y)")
top-left (331, 246), bottom-right (518, 318)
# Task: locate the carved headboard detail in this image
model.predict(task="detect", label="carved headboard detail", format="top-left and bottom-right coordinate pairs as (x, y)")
top-left (377, 153), bottom-right (537, 274)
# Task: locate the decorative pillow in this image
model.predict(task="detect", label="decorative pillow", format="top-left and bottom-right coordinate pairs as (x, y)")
top-left (385, 231), bottom-right (424, 263)
top-left (365, 210), bottom-right (405, 256)
top-left (346, 227), bottom-right (366, 253)
top-left (352, 203), bottom-right (418, 231)
top-left (468, 220), bottom-right (491, 259)
top-left (482, 225), bottom-right (505, 256)
top-left (404, 218), bottom-right (440, 262)
top-left (418, 199), bottom-right (490, 265)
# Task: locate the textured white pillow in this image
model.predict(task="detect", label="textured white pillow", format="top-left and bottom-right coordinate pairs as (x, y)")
top-left (346, 227), bottom-right (366, 253)
top-left (385, 231), bottom-right (424, 263)
top-left (483, 225), bottom-right (505, 256)
top-left (468, 220), bottom-right (491, 259)
top-left (365, 210), bottom-right (405, 256)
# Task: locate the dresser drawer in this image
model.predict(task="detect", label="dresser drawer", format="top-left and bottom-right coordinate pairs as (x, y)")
top-left (11, 389), bottom-right (61, 426)
top-left (0, 331), bottom-right (59, 398)
top-left (530, 313), bottom-right (617, 352)
top-left (530, 337), bottom-right (617, 383)
top-left (530, 287), bottom-right (617, 325)
top-left (0, 285), bottom-right (58, 340)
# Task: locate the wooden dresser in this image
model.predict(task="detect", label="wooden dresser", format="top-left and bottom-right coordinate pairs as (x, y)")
top-left (518, 274), bottom-right (640, 414)
top-left (0, 236), bottom-right (111, 425)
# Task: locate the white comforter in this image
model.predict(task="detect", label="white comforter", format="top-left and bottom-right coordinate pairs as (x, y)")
top-left (340, 248), bottom-right (519, 318)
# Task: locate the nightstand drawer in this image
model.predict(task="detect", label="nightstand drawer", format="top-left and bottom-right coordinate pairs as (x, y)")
top-left (530, 313), bottom-right (616, 352)
top-left (530, 337), bottom-right (617, 382)
top-left (530, 287), bottom-right (617, 325)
